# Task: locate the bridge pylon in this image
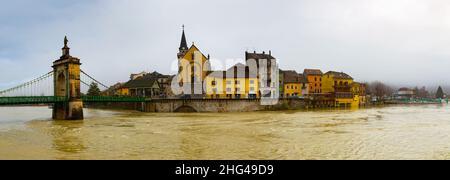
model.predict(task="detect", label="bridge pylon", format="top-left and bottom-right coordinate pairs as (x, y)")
top-left (52, 36), bottom-right (84, 120)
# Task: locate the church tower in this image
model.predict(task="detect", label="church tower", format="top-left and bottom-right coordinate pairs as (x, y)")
top-left (176, 25), bottom-right (211, 97)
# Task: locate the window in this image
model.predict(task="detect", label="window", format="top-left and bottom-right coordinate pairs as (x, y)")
top-left (211, 81), bottom-right (216, 86)
top-left (226, 88), bottom-right (232, 92)
top-left (193, 76), bottom-right (199, 82)
top-left (286, 86), bottom-right (289, 89)
top-left (315, 77), bottom-right (317, 81)
top-left (236, 88), bottom-right (241, 92)
top-left (250, 80), bottom-right (255, 84)
top-left (235, 80), bottom-right (240, 85)
top-left (227, 81), bottom-right (232, 85)
top-left (250, 87), bottom-right (255, 91)
top-left (212, 88), bottom-right (217, 93)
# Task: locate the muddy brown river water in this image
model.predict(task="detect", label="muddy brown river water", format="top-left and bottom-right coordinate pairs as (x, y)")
top-left (0, 105), bottom-right (449, 160)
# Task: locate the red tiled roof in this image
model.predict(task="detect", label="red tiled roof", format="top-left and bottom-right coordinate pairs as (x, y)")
top-left (304, 69), bottom-right (323, 76)
top-left (324, 71), bottom-right (353, 80)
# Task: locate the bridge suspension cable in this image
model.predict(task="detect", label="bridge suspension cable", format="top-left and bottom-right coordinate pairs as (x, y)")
top-left (80, 70), bottom-right (109, 89)
top-left (0, 71), bottom-right (54, 97)
top-left (79, 69), bottom-right (110, 94)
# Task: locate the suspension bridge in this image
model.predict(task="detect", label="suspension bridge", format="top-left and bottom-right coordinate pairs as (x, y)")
top-left (0, 37), bottom-right (146, 120)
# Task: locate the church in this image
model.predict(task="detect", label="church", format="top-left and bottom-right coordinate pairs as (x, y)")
top-left (176, 26), bottom-right (211, 98)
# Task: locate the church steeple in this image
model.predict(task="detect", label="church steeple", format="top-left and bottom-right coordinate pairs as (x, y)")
top-left (179, 25), bottom-right (188, 52)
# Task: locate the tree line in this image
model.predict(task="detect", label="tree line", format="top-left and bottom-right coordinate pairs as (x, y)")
top-left (365, 81), bottom-right (447, 100)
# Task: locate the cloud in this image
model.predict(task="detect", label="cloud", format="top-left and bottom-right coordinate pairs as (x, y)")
top-left (1, 0), bottom-right (450, 90)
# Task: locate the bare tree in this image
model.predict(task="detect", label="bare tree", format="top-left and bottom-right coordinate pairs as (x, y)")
top-left (417, 86), bottom-right (429, 98)
top-left (369, 81), bottom-right (394, 100)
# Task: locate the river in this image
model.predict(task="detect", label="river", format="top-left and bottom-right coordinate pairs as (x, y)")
top-left (0, 105), bottom-right (449, 160)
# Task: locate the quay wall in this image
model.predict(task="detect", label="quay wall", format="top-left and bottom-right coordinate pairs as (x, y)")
top-left (84, 98), bottom-right (341, 113)
top-left (141, 98), bottom-right (309, 113)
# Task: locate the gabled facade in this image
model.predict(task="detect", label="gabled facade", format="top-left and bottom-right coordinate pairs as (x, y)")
top-left (282, 70), bottom-right (308, 97)
top-left (304, 69), bottom-right (323, 94)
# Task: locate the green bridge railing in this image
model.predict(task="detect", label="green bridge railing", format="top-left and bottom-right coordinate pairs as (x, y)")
top-left (389, 98), bottom-right (448, 104)
top-left (0, 96), bottom-right (67, 105)
top-left (0, 96), bottom-right (147, 105)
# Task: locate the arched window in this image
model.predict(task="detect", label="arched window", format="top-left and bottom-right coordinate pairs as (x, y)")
top-left (57, 72), bottom-right (66, 96)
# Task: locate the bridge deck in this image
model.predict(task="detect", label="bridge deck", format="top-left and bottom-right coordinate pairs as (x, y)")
top-left (0, 96), bottom-right (146, 105)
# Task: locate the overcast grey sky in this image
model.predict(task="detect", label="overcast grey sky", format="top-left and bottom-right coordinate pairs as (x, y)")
top-left (1, 0), bottom-right (450, 90)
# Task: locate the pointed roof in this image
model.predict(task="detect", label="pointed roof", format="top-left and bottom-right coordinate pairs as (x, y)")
top-left (182, 44), bottom-right (210, 61)
top-left (179, 25), bottom-right (188, 52)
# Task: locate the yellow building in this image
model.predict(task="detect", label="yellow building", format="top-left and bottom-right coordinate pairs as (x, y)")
top-left (303, 69), bottom-right (323, 94)
top-left (116, 87), bottom-right (129, 96)
top-left (205, 63), bottom-right (259, 99)
top-left (282, 70), bottom-right (308, 97)
top-left (351, 82), bottom-right (367, 106)
top-left (322, 71), bottom-right (354, 94)
top-left (321, 71), bottom-right (359, 107)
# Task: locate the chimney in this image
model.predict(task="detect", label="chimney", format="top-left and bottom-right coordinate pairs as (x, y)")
top-left (263, 51), bottom-right (265, 54)
top-left (269, 50), bottom-right (272, 55)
